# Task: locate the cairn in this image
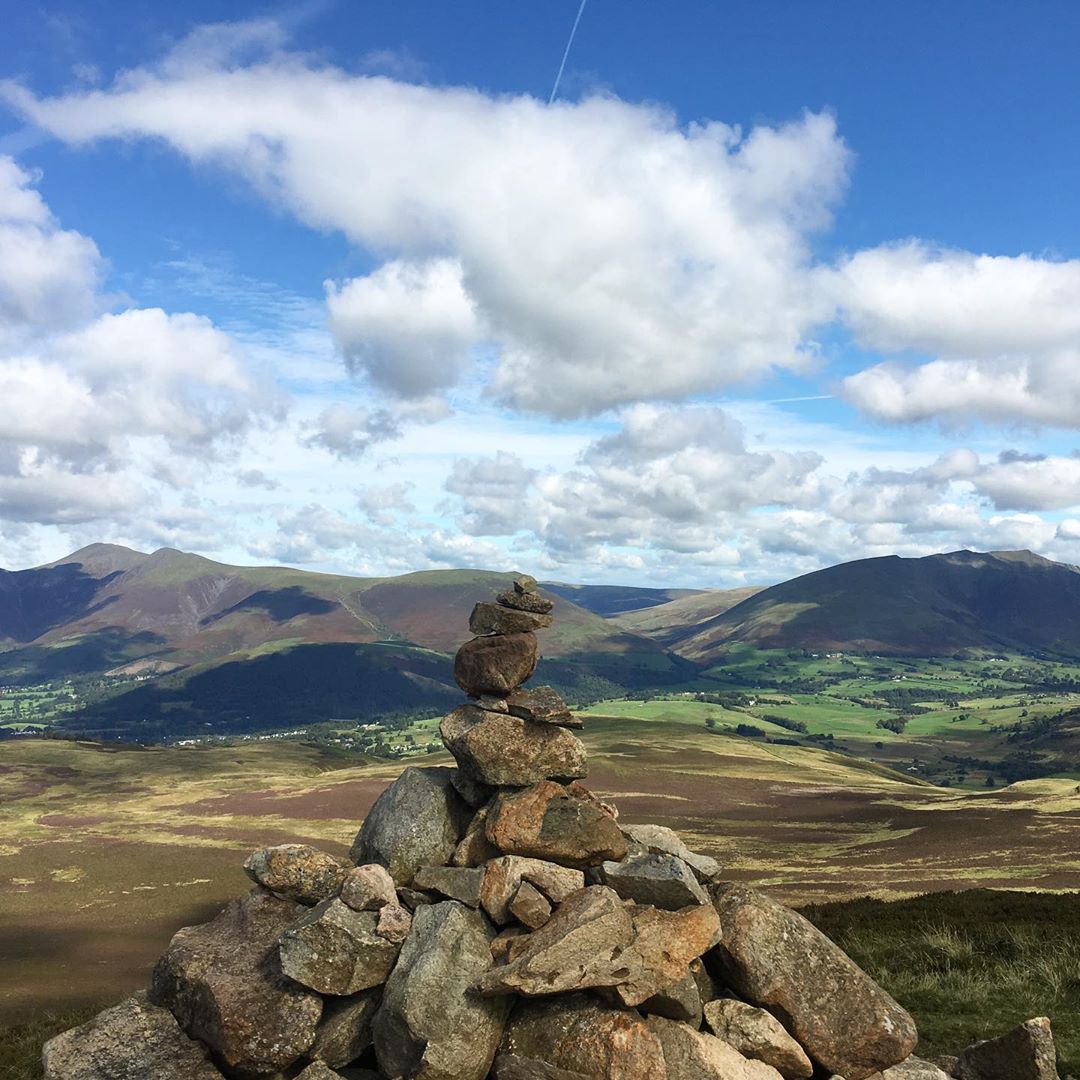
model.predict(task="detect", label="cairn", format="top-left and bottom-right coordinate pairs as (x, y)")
top-left (43, 578), bottom-right (1061, 1080)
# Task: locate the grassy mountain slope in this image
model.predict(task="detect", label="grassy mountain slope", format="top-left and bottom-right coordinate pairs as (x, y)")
top-left (666, 549), bottom-right (1080, 661)
top-left (611, 586), bottom-right (766, 640)
top-left (540, 582), bottom-right (703, 616)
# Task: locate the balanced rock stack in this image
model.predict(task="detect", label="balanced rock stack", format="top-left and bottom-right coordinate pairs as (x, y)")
top-left (42, 578), bottom-right (1061, 1080)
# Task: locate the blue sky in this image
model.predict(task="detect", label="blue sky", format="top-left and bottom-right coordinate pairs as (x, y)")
top-left (1, 2), bottom-right (1079, 585)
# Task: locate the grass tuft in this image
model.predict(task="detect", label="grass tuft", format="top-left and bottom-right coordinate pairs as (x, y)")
top-left (0, 1007), bottom-right (100, 1080)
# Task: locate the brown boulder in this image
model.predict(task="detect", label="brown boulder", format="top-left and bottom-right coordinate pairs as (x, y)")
top-left (709, 884), bottom-right (917, 1080)
top-left (956, 1017), bottom-right (1059, 1080)
top-left (506, 686), bottom-right (582, 728)
top-left (470, 601), bottom-right (553, 635)
top-left (510, 881), bottom-right (554, 929)
top-left (149, 889), bottom-right (322, 1075)
top-left (480, 855), bottom-right (585, 925)
top-left (646, 1015), bottom-right (785, 1080)
top-left (452, 804), bottom-right (501, 867)
top-left (339, 863), bottom-right (397, 911)
top-left (454, 633), bottom-right (538, 696)
top-left (703, 998), bottom-right (814, 1080)
top-left (501, 994), bottom-right (666, 1080)
top-left (486, 782), bottom-right (627, 869)
top-left (441, 706), bottom-right (587, 786)
top-left (41, 993), bottom-right (225, 1080)
top-left (498, 589), bottom-right (554, 614)
top-left (243, 844), bottom-right (348, 906)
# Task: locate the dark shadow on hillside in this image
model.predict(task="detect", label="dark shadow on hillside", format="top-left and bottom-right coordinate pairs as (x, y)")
top-left (202, 587), bottom-right (337, 625)
top-left (0, 564), bottom-right (125, 643)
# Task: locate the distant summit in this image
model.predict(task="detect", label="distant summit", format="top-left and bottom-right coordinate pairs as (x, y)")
top-left (656, 549), bottom-right (1080, 660)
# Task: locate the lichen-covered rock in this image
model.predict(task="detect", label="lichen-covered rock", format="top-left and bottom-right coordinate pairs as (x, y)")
top-left (373, 900), bottom-right (511, 1080)
top-left (492, 1053), bottom-right (590, 1078)
top-left (480, 855), bottom-right (585, 925)
top-left (279, 898), bottom-right (400, 995)
top-left (376, 902), bottom-right (413, 943)
top-left (709, 884), bottom-right (918, 1080)
top-left (41, 993), bottom-right (225, 1080)
top-left (510, 880), bottom-right (553, 928)
top-left (450, 767), bottom-right (496, 808)
top-left (602, 853), bottom-right (709, 909)
top-left (703, 998), bottom-right (814, 1080)
top-left (506, 686), bottom-right (581, 728)
top-left (339, 863), bottom-right (398, 911)
top-left (611, 902), bottom-right (722, 1007)
top-left (453, 804), bottom-right (500, 867)
top-left (497, 588), bottom-right (554, 614)
top-left (350, 766), bottom-right (468, 885)
top-left (295, 1064), bottom-right (350, 1080)
top-left (309, 989), bottom-right (381, 1069)
top-left (485, 782), bottom-right (627, 869)
top-left (454, 632), bottom-right (538, 696)
top-left (501, 994), bottom-right (666, 1080)
top-left (477, 886), bottom-right (633, 996)
top-left (470, 601), bottom-right (554, 635)
top-left (646, 1015), bottom-right (785, 1080)
top-left (412, 864), bottom-right (484, 907)
top-left (639, 969), bottom-right (704, 1026)
top-left (243, 844), bottom-right (349, 906)
top-left (955, 1017), bottom-right (1059, 1080)
top-left (873, 1058), bottom-right (955, 1080)
top-left (440, 706), bottom-right (587, 786)
top-left (150, 889), bottom-right (322, 1075)
top-left (620, 823), bottom-right (721, 883)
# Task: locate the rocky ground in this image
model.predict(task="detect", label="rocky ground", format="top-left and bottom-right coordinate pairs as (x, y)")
top-left (40, 580), bottom-right (1063, 1080)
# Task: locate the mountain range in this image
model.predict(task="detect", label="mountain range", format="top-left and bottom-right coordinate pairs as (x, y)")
top-left (4, 543), bottom-right (1079, 737)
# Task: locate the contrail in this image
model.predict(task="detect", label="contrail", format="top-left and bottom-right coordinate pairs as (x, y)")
top-left (549, 0), bottom-right (589, 105)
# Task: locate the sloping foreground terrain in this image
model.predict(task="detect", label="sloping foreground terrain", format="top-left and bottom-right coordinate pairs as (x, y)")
top-left (3, 730), bottom-right (1078, 1065)
top-left (654, 549), bottom-right (1080, 661)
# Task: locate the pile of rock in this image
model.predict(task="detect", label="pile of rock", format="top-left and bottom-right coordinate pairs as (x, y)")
top-left (43, 577), bottom-right (1062, 1080)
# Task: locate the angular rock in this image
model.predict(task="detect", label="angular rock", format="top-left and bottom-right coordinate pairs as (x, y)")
top-left (501, 994), bottom-right (666, 1080)
top-left (491, 925), bottom-right (531, 962)
top-left (515, 574), bottom-right (540, 594)
top-left (498, 589), bottom-right (554, 614)
top-left (646, 1015), bottom-right (785, 1080)
top-left (956, 1017), bottom-right (1059, 1080)
top-left (279, 898), bottom-right (400, 995)
top-left (477, 886), bottom-right (634, 996)
top-left (376, 902), bottom-right (412, 943)
top-left (485, 782), bottom-right (627, 869)
top-left (611, 902), bottom-right (722, 1007)
top-left (441, 706), bottom-right (587, 786)
top-left (453, 805), bottom-right (501, 867)
top-left (150, 889), bottom-right (322, 1075)
top-left (507, 686), bottom-right (582, 728)
top-left (876, 1059), bottom-right (955, 1080)
top-left (689, 957), bottom-right (716, 1010)
top-left (397, 887), bottom-right (437, 910)
top-left (493, 1053), bottom-right (589, 1078)
top-left (412, 864), bottom-right (484, 907)
top-left (621, 823), bottom-right (721, 883)
top-left (454, 632), bottom-right (538, 696)
top-left (470, 601), bottom-right (554, 635)
top-left (639, 969), bottom-right (704, 1026)
top-left (349, 766), bottom-right (467, 885)
top-left (244, 844), bottom-right (348, 906)
top-left (41, 992), bottom-right (225, 1080)
top-left (373, 900), bottom-right (510, 1080)
top-left (296, 1065), bottom-right (348, 1080)
top-left (703, 998), bottom-right (814, 1080)
top-left (602, 853), bottom-right (709, 909)
top-left (340, 863), bottom-right (398, 911)
top-left (310, 989), bottom-right (381, 1069)
top-left (480, 855), bottom-right (585, 925)
top-left (450, 767), bottom-right (496, 807)
top-left (511, 880), bottom-right (553, 929)
top-left (709, 884), bottom-right (918, 1080)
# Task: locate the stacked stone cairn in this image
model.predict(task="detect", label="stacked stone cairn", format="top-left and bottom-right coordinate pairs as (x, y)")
top-left (44, 576), bottom-right (1061, 1080)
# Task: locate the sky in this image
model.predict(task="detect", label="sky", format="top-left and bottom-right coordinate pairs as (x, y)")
top-left (2, 1), bottom-right (1080, 587)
